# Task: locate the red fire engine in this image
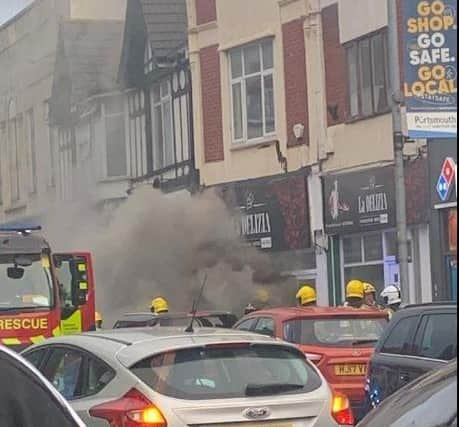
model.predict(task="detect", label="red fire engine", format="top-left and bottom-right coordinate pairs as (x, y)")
top-left (0, 225), bottom-right (96, 351)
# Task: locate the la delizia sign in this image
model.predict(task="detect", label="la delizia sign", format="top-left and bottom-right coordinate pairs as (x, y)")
top-left (403, 0), bottom-right (457, 138)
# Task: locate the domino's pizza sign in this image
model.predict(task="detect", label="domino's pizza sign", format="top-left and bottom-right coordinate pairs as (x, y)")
top-left (436, 157), bottom-right (457, 201)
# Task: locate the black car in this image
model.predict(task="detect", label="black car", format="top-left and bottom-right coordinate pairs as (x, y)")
top-left (359, 360), bottom-right (457, 427)
top-left (0, 345), bottom-right (85, 427)
top-left (365, 302), bottom-right (457, 409)
top-left (113, 311), bottom-right (238, 329)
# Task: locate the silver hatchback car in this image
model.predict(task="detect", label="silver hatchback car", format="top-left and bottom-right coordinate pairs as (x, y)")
top-left (22, 328), bottom-right (354, 427)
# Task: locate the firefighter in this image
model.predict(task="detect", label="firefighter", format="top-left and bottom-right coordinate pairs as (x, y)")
top-left (363, 282), bottom-right (381, 309)
top-left (344, 280), bottom-right (365, 308)
top-left (296, 285), bottom-right (317, 307)
top-left (381, 285), bottom-right (402, 319)
top-left (95, 312), bottom-right (103, 330)
top-left (150, 297), bottom-right (169, 314)
top-left (244, 303), bottom-right (257, 316)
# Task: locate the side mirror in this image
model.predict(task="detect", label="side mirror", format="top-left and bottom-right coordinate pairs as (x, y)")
top-left (7, 267), bottom-right (25, 280)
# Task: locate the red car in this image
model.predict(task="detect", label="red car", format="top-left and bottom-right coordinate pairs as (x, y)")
top-left (234, 306), bottom-right (388, 420)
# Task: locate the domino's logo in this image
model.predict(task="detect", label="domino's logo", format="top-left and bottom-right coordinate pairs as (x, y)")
top-left (437, 158), bottom-right (456, 202)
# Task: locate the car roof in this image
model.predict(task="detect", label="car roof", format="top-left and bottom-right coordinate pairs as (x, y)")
top-left (31, 327), bottom-right (290, 368)
top-left (403, 302), bottom-right (458, 311)
top-left (118, 311), bottom-right (235, 321)
top-left (241, 306), bottom-right (389, 320)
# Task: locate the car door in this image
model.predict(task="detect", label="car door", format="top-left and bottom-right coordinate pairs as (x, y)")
top-left (38, 346), bottom-right (115, 427)
top-left (370, 315), bottom-right (421, 401)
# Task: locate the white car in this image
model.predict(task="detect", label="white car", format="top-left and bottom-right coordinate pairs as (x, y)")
top-left (22, 327), bottom-right (355, 426)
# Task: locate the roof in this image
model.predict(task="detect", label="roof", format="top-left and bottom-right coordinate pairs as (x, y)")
top-left (245, 306), bottom-right (389, 319)
top-left (140, 0), bottom-right (187, 59)
top-left (0, 232), bottom-right (49, 255)
top-left (118, 0), bottom-right (187, 87)
top-left (32, 327), bottom-right (287, 367)
top-left (50, 20), bottom-right (124, 124)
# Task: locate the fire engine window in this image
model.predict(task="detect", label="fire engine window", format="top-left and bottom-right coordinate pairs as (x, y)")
top-left (55, 260), bottom-right (74, 308)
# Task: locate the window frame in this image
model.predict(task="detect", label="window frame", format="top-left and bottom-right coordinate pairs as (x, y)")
top-left (229, 38), bottom-right (276, 144)
top-left (345, 29), bottom-right (390, 121)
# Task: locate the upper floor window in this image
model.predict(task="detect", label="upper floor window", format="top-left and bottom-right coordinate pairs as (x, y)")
top-left (229, 39), bottom-right (275, 143)
top-left (151, 80), bottom-right (174, 171)
top-left (346, 32), bottom-right (390, 120)
top-left (0, 122), bottom-right (5, 206)
top-left (104, 95), bottom-right (127, 178)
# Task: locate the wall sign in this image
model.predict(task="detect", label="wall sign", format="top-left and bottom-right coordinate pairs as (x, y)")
top-left (220, 175), bottom-right (311, 251)
top-left (324, 167), bottom-right (396, 234)
top-left (429, 139), bottom-right (457, 206)
top-left (403, 0), bottom-right (457, 138)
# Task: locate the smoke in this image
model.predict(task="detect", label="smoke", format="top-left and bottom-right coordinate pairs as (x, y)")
top-left (41, 187), bottom-right (292, 326)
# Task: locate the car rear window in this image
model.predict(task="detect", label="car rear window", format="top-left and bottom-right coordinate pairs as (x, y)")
top-left (130, 344), bottom-right (322, 400)
top-left (283, 317), bottom-right (387, 347)
top-left (114, 320), bottom-right (154, 329)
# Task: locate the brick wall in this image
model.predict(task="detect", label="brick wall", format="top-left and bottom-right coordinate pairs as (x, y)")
top-left (199, 45), bottom-right (224, 163)
top-left (282, 19), bottom-right (309, 146)
top-left (322, 4), bottom-right (348, 126)
top-left (196, 0), bottom-right (217, 26)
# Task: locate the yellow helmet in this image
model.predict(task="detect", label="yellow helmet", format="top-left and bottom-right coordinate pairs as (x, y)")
top-left (255, 288), bottom-right (270, 304)
top-left (95, 311), bottom-right (102, 322)
top-left (296, 285), bottom-right (317, 305)
top-left (346, 280), bottom-right (365, 299)
top-left (363, 282), bottom-right (376, 294)
top-left (151, 297), bottom-right (169, 314)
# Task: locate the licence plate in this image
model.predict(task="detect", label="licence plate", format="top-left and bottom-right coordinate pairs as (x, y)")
top-left (334, 364), bottom-right (367, 376)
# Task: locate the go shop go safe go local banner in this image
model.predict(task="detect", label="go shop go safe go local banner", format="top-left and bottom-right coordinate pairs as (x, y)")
top-left (403, 0), bottom-right (457, 138)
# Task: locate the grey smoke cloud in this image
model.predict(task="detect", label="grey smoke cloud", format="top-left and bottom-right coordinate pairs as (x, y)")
top-left (42, 187), bottom-right (293, 327)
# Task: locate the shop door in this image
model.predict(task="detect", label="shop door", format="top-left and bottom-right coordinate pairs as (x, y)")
top-left (448, 257), bottom-right (457, 302)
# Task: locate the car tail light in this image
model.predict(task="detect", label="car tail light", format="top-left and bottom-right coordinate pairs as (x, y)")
top-left (89, 388), bottom-right (167, 427)
top-left (305, 352), bottom-right (323, 364)
top-left (331, 392), bottom-right (355, 426)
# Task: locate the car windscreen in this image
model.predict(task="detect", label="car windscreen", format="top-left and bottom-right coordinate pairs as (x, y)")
top-left (201, 314), bottom-right (238, 328)
top-left (113, 319), bottom-right (155, 329)
top-left (0, 253), bottom-right (53, 311)
top-left (283, 317), bottom-right (387, 347)
top-left (130, 344), bottom-right (322, 400)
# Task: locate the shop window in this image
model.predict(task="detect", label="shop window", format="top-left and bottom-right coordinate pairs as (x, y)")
top-left (385, 231), bottom-right (397, 257)
top-left (448, 209), bottom-right (457, 252)
top-left (343, 236), bottom-right (362, 264)
top-left (364, 234), bottom-right (383, 261)
top-left (229, 39), bottom-right (275, 143)
top-left (346, 31), bottom-right (389, 120)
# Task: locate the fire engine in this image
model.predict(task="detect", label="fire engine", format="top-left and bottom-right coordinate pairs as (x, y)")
top-left (0, 225), bottom-right (96, 351)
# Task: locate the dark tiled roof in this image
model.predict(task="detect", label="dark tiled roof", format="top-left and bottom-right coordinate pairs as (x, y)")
top-left (139, 0), bottom-right (187, 58)
top-left (51, 19), bottom-right (124, 123)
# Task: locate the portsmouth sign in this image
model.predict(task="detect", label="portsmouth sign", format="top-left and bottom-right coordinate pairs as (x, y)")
top-left (403, 0), bottom-right (457, 138)
top-left (324, 167), bottom-right (396, 234)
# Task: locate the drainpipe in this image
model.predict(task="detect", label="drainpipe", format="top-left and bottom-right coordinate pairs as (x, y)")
top-left (304, 0), bottom-right (330, 305)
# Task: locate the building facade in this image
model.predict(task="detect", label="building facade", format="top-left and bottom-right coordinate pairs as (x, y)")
top-left (188, 0), bottom-right (437, 305)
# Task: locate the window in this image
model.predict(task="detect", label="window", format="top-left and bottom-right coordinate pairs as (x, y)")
top-left (230, 39), bottom-right (275, 143)
top-left (25, 109), bottom-right (37, 194)
top-left (45, 349), bottom-right (84, 401)
top-left (128, 90), bottom-right (147, 178)
top-left (235, 318), bottom-right (257, 331)
top-left (87, 357), bottom-right (115, 396)
top-left (131, 345), bottom-right (322, 400)
top-left (104, 95), bottom-right (127, 177)
top-left (346, 31), bottom-right (389, 119)
top-left (151, 80), bottom-right (174, 171)
top-left (253, 317), bottom-right (275, 336)
top-left (24, 348), bottom-right (48, 369)
top-left (8, 117), bottom-right (21, 202)
top-left (342, 231), bottom-right (399, 298)
top-left (381, 316), bottom-right (419, 355)
top-left (0, 122), bottom-right (5, 205)
top-left (417, 314), bottom-right (457, 361)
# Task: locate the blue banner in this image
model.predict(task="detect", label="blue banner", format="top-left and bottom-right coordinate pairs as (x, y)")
top-left (403, 0), bottom-right (457, 138)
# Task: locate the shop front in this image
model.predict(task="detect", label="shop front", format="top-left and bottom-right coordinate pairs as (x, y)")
top-left (428, 139), bottom-right (457, 301)
top-left (218, 172), bottom-right (317, 305)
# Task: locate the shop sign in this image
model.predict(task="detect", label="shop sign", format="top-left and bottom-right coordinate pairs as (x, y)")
top-left (324, 167), bottom-right (396, 234)
top-left (429, 139), bottom-right (457, 206)
top-left (220, 175), bottom-right (311, 251)
top-left (403, 0), bottom-right (457, 138)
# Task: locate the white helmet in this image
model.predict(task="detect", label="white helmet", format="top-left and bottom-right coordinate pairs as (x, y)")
top-left (381, 285), bottom-right (402, 306)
